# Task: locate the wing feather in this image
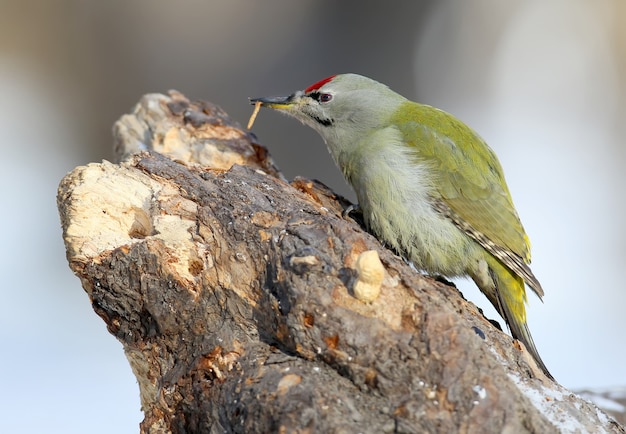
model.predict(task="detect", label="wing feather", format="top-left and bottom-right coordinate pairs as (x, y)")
top-left (391, 102), bottom-right (543, 298)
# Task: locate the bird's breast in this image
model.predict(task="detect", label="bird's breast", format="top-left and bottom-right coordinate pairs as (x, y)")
top-left (339, 127), bottom-right (479, 276)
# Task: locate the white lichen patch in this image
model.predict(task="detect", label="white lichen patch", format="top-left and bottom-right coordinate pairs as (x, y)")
top-left (577, 387), bottom-right (626, 414)
top-left (472, 385), bottom-right (487, 400)
top-left (508, 372), bottom-right (615, 434)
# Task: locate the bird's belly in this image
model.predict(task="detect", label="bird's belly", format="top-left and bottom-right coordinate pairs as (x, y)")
top-left (353, 154), bottom-right (478, 277)
top-left (364, 198), bottom-right (476, 276)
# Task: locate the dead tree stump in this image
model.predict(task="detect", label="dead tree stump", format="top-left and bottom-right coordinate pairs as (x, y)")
top-left (57, 91), bottom-right (624, 433)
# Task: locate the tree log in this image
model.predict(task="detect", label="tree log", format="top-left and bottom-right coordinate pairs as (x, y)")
top-left (57, 91), bottom-right (624, 433)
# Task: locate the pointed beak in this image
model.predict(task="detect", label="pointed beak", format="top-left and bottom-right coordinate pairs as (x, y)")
top-left (249, 92), bottom-right (300, 109)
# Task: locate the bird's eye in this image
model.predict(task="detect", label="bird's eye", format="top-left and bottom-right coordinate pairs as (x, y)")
top-left (320, 93), bottom-right (333, 103)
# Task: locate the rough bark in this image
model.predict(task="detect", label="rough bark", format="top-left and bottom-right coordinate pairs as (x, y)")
top-left (57, 91), bottom-right (624, 433)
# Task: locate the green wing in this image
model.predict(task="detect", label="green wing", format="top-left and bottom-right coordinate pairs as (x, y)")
top-left (391, 102), bottom-right (537, 284)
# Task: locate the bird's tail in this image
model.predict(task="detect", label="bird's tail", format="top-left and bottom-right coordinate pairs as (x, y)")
top-left (486, 255), bottom-right (553, 380)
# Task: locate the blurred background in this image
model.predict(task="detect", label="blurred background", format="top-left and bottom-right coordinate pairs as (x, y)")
top-left (1, 0), bottom-right (624, 432)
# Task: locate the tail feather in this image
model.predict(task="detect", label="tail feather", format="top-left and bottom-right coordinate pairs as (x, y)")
top-left (486, 255), bottom-right (553, 380)
top-left (497, 290), bottom-right (553, 380)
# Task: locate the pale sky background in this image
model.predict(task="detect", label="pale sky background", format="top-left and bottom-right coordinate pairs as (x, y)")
top-left (1, 1), bottom-right (624, 432)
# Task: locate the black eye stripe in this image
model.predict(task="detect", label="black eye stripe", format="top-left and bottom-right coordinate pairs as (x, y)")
top-left (309, 91), bottom-right (332, 103)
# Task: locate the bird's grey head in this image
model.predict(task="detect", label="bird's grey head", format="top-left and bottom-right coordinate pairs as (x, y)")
top-left (250, 74), bottom-right (407, 140)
